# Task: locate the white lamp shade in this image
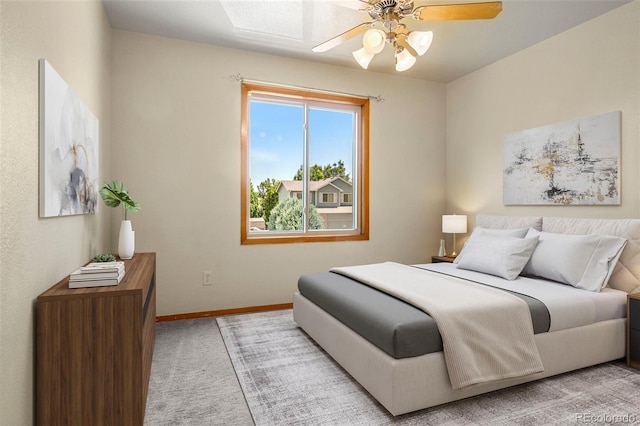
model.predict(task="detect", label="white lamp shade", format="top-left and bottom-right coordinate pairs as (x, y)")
top-left (352, 47), bottom-right (375, 69)
top-left (407, 30), bottom-right (433, 56)
top-left (362, 28), bottom-right (386, 54)
top-left (395, 48), bottom-right (416, 72)
top-left (442, 215), bottom-right (467, 233)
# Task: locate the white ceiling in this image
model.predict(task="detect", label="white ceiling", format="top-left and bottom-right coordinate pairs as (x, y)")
top-left (102, 0), bottom-right (630, 83)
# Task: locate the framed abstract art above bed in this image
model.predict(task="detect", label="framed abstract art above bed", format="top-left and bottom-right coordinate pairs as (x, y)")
top-left (503, 111), bottom-right (620, 206)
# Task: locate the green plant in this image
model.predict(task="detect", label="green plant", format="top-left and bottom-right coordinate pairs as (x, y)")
top-left (267, 197), bottom-right (323, 231)
top-left (99, 180), bottom-right (141, 220)
top-left (93, 253), bottom-right (117, 262)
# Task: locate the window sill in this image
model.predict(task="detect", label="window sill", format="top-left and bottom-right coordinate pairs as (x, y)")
top-left (241, 232), bottom-right (369, 245)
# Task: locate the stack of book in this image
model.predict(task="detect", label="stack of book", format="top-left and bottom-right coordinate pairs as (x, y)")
top-left (69, 261), bottom-right (125, 288)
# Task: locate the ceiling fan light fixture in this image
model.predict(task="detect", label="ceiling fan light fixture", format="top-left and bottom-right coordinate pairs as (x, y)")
top-left (353, 47), bottom-right (375, 69)
top-left (395, 47), bottom-right (416, 72)
top-left (362, 28), bottom-right (386, 54)
top-left (407, 30), bottom-right (433, 56)
top-left (315, 1), bottom-right (504, 72)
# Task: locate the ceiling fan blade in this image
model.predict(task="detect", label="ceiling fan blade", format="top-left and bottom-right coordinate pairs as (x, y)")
top-left (312, 22), bottom-right (372, 53)
top-left (417, 2), bottom-right (502, 21)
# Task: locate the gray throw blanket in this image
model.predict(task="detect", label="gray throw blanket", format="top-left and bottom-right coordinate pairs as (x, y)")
top-left (331, 262), bottom-right (544, 389)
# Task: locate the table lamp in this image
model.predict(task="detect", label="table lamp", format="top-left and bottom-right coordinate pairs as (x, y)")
top-left (442, 214), bottom-right (467, 257)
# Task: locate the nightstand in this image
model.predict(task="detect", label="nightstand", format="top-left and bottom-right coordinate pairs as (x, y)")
top-left (628, 293), bottom-right (640, 369)
top-left (431, 256), bottom-right (455, 263)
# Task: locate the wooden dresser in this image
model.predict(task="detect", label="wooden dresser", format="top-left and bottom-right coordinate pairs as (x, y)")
top-left (37, 252), bottom-right (156, 425)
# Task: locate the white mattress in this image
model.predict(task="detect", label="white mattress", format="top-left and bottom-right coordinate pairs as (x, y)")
top-left (416, 263), bottom-right (627, 332)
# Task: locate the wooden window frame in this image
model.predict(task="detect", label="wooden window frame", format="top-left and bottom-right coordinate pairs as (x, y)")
top-left (240, 82), bottom-right (369, 245)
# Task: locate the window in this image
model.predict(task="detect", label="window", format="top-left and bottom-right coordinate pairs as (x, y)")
top-left (322, 193), bottom-right (336, 203)
top-left (342, 193), bottom-right (352, 204)
top-left (241, 82), bottom-right (369, 244)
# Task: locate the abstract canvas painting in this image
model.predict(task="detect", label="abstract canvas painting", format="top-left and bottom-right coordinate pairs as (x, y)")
top-left (503, 111), bottom-right (620, 205)
top-left (39, 59), bottom-right (99, 217)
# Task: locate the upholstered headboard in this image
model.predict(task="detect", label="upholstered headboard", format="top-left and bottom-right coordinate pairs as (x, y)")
top-left (475, 215), bottom-right (640, 293)
top-left (476, 215), bottom-right (542, 231)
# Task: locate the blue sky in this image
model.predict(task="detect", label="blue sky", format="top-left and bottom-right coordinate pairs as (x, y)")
top-left (249, 100), bottom-right (355, 186)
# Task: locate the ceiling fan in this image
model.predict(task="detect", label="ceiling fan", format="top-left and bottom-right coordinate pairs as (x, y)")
top-left (313, 0), bottom-right (503, 72)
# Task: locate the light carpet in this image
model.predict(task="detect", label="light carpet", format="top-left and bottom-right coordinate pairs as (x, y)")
top-left (218, 309), bottom-right (640, 426)
top-left (144, 318), bottom-right (253, 425)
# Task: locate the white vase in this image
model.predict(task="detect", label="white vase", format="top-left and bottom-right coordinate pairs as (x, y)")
top-left (438, 239), bottom-right (447, 256)
top-left (118, 220), bottom-right (135, 259)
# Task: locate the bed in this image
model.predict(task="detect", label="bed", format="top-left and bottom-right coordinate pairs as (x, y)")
top-left (292, 215), bottom-right (640, 416)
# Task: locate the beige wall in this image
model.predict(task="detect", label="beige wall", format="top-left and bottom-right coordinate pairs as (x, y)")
top-left (0, 1), bottom-right (112, 424)
top-left (111, 31), bottom-right (447, 316)
top-left (446, 1), bottom-right (640, 232)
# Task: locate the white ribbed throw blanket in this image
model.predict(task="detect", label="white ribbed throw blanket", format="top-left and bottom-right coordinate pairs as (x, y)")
top-left (331, 262), bottom-right (544, 389)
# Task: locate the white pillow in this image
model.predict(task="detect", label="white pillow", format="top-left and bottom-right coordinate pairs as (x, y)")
top-left (455, 233), bottom-right (539, 280)
top-left (454, 226), bottom-right (530, 265)
top-left (522, 229), bottom-right (627, 292)
top-left (475, 226), bottom-right (531, 238)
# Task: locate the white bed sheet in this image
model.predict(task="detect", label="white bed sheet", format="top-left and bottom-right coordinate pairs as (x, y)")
top-left (416, 263), bottom-right (627, 332)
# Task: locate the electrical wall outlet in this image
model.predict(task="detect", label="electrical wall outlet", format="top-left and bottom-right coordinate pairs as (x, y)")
top-left (202, 271), bottom-right (213, 286)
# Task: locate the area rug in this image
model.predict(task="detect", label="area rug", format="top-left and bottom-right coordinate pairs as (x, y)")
top-left (217, 309), bottom-right (640, 426)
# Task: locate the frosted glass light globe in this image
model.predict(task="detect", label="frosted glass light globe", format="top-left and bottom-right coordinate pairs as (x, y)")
top-left (362, 29), bottom-right (386, 54)
top-left (352, 47), bottom-right (375, 69)
top-left (407, 30), bottom-right (433, 56)
top-left (395, 48), bottom-right (416, 72)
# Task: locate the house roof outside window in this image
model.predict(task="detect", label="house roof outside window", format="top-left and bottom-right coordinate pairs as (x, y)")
top-left (278, 177), bottom-right (351, 194)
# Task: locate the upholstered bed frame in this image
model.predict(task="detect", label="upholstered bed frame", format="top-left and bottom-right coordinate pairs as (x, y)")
top-left (293, 216), bottom-right (640, 416)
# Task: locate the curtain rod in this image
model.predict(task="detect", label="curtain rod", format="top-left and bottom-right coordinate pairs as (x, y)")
top-left (230, 74), bottom-right (384, 103)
